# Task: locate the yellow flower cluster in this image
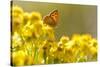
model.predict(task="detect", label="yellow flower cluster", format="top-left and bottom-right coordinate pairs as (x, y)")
top-left (11, 5), bottom-right (98, 66)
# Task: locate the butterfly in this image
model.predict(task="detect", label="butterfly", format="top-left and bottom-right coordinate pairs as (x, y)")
top-left (43, 9), bottom-right (59, 27)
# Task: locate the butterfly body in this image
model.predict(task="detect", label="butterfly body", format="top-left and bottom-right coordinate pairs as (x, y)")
top-left (43, 10), bottom-right (59, 27)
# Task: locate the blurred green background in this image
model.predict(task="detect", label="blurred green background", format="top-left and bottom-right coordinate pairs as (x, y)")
top-left (12, 1), bottom-right (97, 39)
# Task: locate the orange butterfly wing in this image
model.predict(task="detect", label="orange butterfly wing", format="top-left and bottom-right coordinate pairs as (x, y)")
top-left (50, 10), bottom-right (59, 23)
top-left (43, 16), bottom-right (54, 26)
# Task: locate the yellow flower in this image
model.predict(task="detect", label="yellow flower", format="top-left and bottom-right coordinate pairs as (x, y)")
top-left (23, 12), bottom-right (30, 25)
top-left (33, 21), bottom-right (44, 38)
top-left (53, 46), bottom-right (64, 62)
top-left (12, 5), bottom-right (23, 16)
top-left (12, 5), bottom-right (24, 32)
top-left (89, 38), bottom-right (98, 47)
top-left (30, 12), bottom-right (42, 22)
top-left (25, 55), bottom-right (34, 65)
top-left (12, 32), bottom-right (23, 48)
top-left (81, 34), bottom-right (92, 41)
top-left (12, 50), bottom-right (27, 66)
top-left (64, 40), bottom-right (75, 49)
top-left (90, 46), bottom-right (97, 55)
top-left (12, 5), bottom-right (24, 20)
top-left (21, 26), bottom-right (33, 37)
top-left (43, 25), bottom-right (55, 40)
top-left (72, 34), bottom-right (81, 41)
top-left (64, 46), bottom-right (75, 63)
top-left (60, 35), bottom-right (69, 44)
